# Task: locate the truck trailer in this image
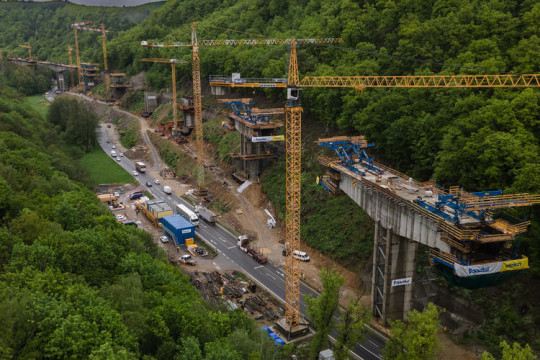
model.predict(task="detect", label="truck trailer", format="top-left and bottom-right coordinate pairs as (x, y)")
top-left (196, 205), bottom-right (217, 224)
top-left (176, 203), bottom-right (199, 227)
top-left (159, 215), bottom-right (195, 246)
top-left (237, 235), bottom-right (267, 264)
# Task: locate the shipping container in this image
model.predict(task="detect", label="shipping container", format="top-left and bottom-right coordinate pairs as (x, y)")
top-left (144, 199), bottom-right (173, 225)
top-left (160, 215), bottom-right (196, 246)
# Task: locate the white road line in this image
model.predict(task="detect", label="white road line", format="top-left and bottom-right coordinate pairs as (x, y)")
top-left (254, 265), bottom-right (264, 270)
top-left (227, 245), bottom-right (236, 249)
top-left (368, 340), bottom-right (378, 347)
top-left (265, 273), bottom-right (276, 280)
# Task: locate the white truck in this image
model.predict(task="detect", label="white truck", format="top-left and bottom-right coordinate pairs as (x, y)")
top-left (176, 203), bottom-right (199, 227)
top-left (195, 205), bottom-right (217, 224)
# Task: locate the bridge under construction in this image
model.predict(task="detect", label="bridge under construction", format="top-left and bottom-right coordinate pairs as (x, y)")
top-left (317, 136), bottom-right (538, 324)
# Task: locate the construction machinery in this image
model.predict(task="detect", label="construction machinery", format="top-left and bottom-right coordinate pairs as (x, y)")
top-left (71, 21), bottom-right (110, 97)
top-left (141, 58), bottom-right (187, 136)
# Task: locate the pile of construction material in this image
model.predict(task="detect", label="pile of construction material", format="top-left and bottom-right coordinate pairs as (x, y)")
top-left (190, 271), bottom-right (281, 321)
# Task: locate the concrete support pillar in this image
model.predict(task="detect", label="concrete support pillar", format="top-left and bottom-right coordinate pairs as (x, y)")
top-left (371, 222), bottom-right (417, 325)
top-left (57, 72), bottom-right (65, 91)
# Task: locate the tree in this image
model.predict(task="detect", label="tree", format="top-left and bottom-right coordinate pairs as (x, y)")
top-left (480, 341), bottom-right (537, 360)
top-left (333, 298), bottom-right (371, 360)
top-left (305, 267), bottom-right (344, 358)
top-left (382, 303), bottom-right (442, 360)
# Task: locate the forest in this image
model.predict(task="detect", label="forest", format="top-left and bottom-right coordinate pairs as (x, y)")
top-left (0, 0), bottom-right (539, 357)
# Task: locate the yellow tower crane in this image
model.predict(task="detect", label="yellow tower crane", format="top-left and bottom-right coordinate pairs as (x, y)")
top-left (141, 32), bottom-right (342, 336)
top-left (71, 20), bottom-right (92, 91)
top-left (141, 58), bottom-right (188, 135)
top-left (208, 43), bottom-right (540, 335)
top-left (71, 21), bottom-right (110, 97)
top-left (67, 45), bottom-right (75, 88)
top-left (18, 44), bottom-right (32, 59)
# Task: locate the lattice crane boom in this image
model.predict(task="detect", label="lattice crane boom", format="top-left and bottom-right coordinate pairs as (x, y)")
top-left (299, 74), bottom-right (540, 88)
top-left (141, 58), bottom-right (187, 136)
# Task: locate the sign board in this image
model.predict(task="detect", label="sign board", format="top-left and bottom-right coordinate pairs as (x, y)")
top-left (391, 277), bottom-right (412, 287)
top-left (232, 73), bottom-right (241, 80)
top-left (251, 135), bottom-right (285, 143)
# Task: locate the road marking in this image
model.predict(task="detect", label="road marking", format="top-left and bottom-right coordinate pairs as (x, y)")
top-left (254, 265), bottom-right (264, 270)
top-left (227, 245), bottom-right (236, 249)
top-left (265, 273), bottom-right (276, 280)
top-left (369, 340), bottom-right (378, 347)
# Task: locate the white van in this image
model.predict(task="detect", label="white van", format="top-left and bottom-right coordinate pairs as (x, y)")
top-left (111, 150), bottom-right (117, 157)
top-left (292, 250), bottom-right (310, 262)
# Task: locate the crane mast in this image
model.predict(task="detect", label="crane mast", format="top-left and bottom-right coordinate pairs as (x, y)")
top-left (67, 45), bottom-right (75, 88)
top-left (191, 23), bottom-right (206, 196)
top-left (284, 40), bottom-right (303, 330)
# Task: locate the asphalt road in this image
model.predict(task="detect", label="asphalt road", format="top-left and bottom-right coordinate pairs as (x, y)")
top-left (98, 127), bottom-right (385, 360)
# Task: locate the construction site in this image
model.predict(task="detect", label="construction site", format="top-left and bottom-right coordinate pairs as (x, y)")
top-left (9, 14), bottom-right (540, 350)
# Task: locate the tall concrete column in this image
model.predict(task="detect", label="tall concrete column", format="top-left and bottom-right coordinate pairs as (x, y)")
top-left (57, 72), bottom-right (65, 91)
top-left (371, 223), bottom-right (417, 324)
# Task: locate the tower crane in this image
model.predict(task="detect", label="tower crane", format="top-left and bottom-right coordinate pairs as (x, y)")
top-left (208, 42), bottom-right (540, 330)
top-left (71, 21), bottom-right (92, 91)
top-left (71, 21), bottom-right (110, 97)
top-left (141, 31), bottom-right (341, 337)
top-left (18, 44), bottom-right (32, 59)
top-left (141, 58), bottom-right (188, 135)
top-left (67, 45), bottom-right (75, 88)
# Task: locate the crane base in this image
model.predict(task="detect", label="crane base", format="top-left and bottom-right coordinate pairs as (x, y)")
top-left (275, 317), bottom-right (310, 340)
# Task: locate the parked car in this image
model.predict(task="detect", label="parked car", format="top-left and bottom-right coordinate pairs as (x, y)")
top-left (129, 191), bottom-right (143, 200)
top-left (132, 171), bottom-right (139, 176)
top-left (115, 215), bottom-right (127, 221)
top-left (154, 179), bottom-right (161, 185)
top-left (146, 181), bottom-right (153, 187)
top-left (160, 236), bottom-right (169, 243)
top-left (113, 191), bottom-right (120, 197)
top-left (121, 221), bottom-right (137, 227)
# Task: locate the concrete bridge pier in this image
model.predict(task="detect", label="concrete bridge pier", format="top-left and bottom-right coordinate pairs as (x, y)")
top-left (371, 221), bottom-right (417, 325)
top-left (57, 72), bottom-right (65, 91)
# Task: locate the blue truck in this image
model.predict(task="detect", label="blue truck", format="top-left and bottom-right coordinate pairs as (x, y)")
top-left (159, 214), bottom-right (195, 246)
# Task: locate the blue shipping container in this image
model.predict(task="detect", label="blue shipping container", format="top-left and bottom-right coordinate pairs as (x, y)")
top-left (159, 215), bottom-right (195, 246)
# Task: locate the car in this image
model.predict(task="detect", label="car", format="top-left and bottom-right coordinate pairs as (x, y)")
top-left (115, 215), bottom-right (127, 221)
top-left (121, 221), bottom-right (137, 227)
top-left (112, 145), bottom-right (116, 149)
top-left (160, 236), bottom-right (169, 243)
top-left (119, 152), bottom-right (124, 157)
top-left (132, 171), bottom-right (139, 176)
top-left (146, 181), bottom-right (153, 187)
top-left (106, 140), bottom-right (110, 144)
top-left (113, 191), bottom-right (120, 197)
top-left (116, 157), bottom-right (121, 162)
top-left (179, 255), bottom-right (197, 266)
top-left (154, 179), bottom-right (160, 185)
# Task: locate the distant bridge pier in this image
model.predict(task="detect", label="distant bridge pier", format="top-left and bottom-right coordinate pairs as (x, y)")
top-left (372, 221), bottom-right (417, 324)
top-left (57, 72), bottom-right (65, 91)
